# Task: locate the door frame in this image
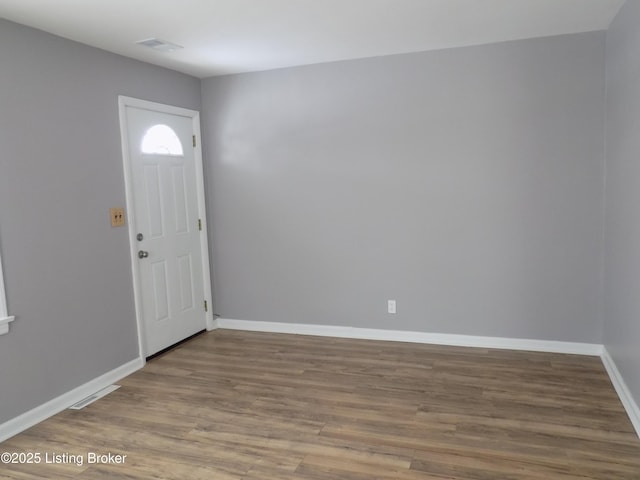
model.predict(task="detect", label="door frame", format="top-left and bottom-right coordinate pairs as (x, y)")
top-left (118, 96), bottom-right (215, 359)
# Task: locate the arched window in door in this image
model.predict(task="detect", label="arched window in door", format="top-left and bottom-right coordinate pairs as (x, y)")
top-left (141, 124), bottom-right (184, 156)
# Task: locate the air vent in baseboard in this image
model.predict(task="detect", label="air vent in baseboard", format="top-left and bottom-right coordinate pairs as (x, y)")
top-left (69, 385), bottom-right (120, 410)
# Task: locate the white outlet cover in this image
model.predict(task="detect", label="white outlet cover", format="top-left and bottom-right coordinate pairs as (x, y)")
top-left (388, 300), bottom-right (397, 314)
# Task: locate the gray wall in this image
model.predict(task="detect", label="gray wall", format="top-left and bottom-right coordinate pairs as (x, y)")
top-left (201, 31), bottom-right (606, 343)
top-left (0, 19), bottom-right (201, 423)
top-left (603, 0), bottom-right (640, 408)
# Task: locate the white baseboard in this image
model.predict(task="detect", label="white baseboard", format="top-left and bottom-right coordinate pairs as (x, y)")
top-left (601, 348), bottom-right (640, 437)
top-left (0, 357), bottom-right (144, 443)
top-left (206, 317), bottom-right (220, 331)
top-left (217, 318), bottom-right (603, 356)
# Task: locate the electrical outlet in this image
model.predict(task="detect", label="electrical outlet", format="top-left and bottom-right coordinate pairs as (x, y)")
top-left (110, 207), bottom-right (125, 227)
top-left (388, 300), bottom-right (396, 314)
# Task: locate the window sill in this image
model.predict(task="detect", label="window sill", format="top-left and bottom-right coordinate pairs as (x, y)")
top-left (0, 315), bottom-right (15, 335)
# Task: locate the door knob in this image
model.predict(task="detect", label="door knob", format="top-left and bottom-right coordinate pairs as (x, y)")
top-left (138, 250), bottom-right (149, 259)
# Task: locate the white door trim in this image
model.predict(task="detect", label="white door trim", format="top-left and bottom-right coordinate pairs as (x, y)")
top-left (118, 96), bottom-right (215, 359)
top-left (0, 236), bottom-right (15, 335)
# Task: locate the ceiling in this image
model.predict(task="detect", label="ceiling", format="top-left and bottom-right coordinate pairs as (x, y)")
top-left (0, 0), bottom-right (626, 78)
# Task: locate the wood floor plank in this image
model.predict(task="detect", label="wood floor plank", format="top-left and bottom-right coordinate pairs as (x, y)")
top-left (1, 329), bottom-right (638, 479)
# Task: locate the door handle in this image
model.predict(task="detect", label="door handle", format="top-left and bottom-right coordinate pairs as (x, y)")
top-left (138, 250), bottom-right (149, 259)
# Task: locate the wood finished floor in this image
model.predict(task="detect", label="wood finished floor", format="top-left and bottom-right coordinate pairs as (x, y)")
top-left (2, 330), bottom-right (639, 479)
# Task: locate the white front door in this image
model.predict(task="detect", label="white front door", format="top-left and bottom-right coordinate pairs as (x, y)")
top-left (120, 99), bottom-right (210, 356)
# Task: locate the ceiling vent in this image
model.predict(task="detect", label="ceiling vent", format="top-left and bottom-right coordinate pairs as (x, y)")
top-left (136, 38), bottom-right (183, 52)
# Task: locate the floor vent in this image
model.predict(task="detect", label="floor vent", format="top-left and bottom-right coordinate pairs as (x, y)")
top-left (69, 385), bottom-right (120, 410)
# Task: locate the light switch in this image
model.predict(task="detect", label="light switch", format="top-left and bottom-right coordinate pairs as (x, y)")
top-left (110, 207), bottom-right (125, 227)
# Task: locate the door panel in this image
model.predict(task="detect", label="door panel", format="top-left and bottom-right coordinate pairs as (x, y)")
top-left (152, 261), bottom-right (170, 322)
top-left (177, 254), bottom-right (195, 311)
top-left (172, 166), bottom-right (189, 234)
top-left (125, 106), bottom-right (206, 355)
top-left (144, 165), bottom-right (164, 237)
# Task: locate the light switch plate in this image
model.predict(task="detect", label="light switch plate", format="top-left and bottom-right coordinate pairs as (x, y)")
top-left (110, 207), bottom-right (125, 227)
